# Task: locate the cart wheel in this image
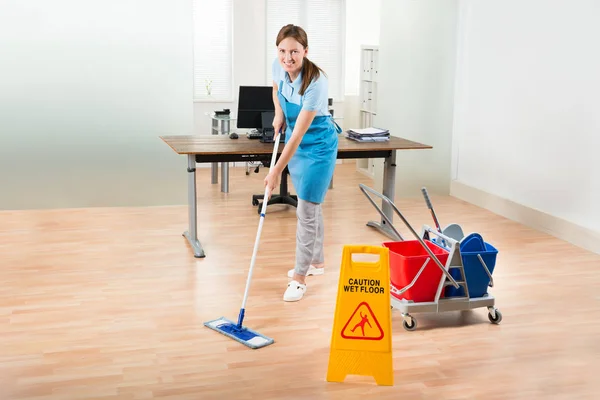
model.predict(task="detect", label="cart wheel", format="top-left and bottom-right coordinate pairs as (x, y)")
top-left (488, 309), bottom-right (502, 324)
top-left (402, 318), bottom-right (417, 331)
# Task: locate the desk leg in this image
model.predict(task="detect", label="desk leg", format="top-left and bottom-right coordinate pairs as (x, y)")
top-left (211, 163), bottom-right (218, 184)
top-left (183, 154), bottom-right (206, 258)
top-left (221, 164), bottom-right (229, 193)
top-left (211, 119), bottom-right (218, 184)
top-left (367, 150), bottom-right (401, 241)
top-left (221, 119), bottom-right (229, 193)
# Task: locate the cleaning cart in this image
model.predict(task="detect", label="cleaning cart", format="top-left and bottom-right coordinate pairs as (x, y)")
top-left (359, 184), bottom-right (502, 331)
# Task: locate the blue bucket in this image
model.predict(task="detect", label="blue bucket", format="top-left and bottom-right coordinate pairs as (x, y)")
top-left (445, 233), bottom-right (498, 298)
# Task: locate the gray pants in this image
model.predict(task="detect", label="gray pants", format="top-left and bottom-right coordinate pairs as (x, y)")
top-left (294, 199), bottom-right (324, 276)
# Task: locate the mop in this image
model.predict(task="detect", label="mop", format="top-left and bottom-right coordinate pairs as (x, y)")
top-left (203, 134), bottom-right (281, 349)
top-left (421, 187), bottom-right (442, 233)
top-left (421, 186), bottom-right (464, 243)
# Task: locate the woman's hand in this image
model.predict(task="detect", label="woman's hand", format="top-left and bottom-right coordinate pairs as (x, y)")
top-left (264, 170), bottom-right (280, 200)
top-left (272, 113), bottom-right (286, 136)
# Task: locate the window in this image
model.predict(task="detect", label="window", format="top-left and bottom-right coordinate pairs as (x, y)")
top-left (266, 0), bottom-right (345, 101)
top-left (192, 0), bottom-right (233, 101)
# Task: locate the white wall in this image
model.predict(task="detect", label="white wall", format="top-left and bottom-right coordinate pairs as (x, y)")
top-left (344, 0), bottom-right (381, 97)
top-left (451, 0), bottom-right (600, 236)
top-left (342, 0), bottom-right (381, 137)
top-left (0, 0), bottom-right (194, 210)
top-left (374, 0), bottom-right (459, 196)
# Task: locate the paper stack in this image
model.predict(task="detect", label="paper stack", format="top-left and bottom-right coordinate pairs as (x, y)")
top-left (345, 127), bottom-right (390, 142)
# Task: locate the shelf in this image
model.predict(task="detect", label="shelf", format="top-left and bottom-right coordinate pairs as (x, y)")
top-left (357, 45), bottom-right (380, 177)
top-left (359, 46), bottom-right (379, 116)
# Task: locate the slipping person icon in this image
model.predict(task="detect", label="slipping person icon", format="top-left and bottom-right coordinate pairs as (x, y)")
top-left (350, 312), bottom-right (372, 336)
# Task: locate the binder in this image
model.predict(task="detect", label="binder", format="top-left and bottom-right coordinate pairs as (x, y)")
top-left (345, 127), bottom-right (390, 143)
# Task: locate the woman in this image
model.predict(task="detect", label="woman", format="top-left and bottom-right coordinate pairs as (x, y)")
top-left (264, 24), bottom-right (341, 302)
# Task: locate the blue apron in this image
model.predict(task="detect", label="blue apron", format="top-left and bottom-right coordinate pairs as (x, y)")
top-left (277, 80), bottom-right (341, 204)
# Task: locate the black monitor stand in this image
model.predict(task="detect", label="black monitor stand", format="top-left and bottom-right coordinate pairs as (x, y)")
top-left (257, 111), bottom-right (285, 144)
top-left (251, 166), bottom-right (298, 214)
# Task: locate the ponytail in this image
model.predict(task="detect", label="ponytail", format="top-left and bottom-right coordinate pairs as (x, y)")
top-left (299, 58), bottom-right (326, 96)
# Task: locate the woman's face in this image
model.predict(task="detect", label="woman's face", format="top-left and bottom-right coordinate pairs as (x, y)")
top-left (278, 37), bottom-right (307, 77)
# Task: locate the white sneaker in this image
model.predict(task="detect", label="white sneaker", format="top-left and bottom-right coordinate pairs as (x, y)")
top-left (287, 265), bottom-right (325, 278)
top-left (283, 280), bottom-right (307, 302)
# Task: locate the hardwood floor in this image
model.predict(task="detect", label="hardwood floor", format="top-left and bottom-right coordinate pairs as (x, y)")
top-left (1, 163), bottom-right (599, 399)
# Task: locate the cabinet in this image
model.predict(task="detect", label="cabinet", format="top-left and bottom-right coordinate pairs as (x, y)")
top-left (357, 45), bottom-right (379, 177)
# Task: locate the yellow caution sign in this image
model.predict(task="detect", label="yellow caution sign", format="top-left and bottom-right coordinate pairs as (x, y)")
top-left (326, 245), bottom-right (393, 386)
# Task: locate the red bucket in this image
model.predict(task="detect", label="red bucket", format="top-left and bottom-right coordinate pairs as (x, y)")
top-left (383, 240), bottom-right (449, 302)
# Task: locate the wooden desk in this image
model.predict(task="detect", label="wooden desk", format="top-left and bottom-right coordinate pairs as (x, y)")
top-left (161, 135), bottom-right (432, 258)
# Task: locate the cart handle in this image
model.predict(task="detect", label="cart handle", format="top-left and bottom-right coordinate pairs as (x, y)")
top-left (359, 185), bottom-right (405, 242)
top-left (421, 225), bottom-right (459, 247)
top-left (392, 258), bottom-right (430, 296)
top-left (359, 184), bottom-right (460, 289)
top-left (477, 254), bottom-right (494, 287)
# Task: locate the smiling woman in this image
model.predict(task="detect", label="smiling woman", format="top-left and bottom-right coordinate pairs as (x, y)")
top-left (275, 24), bottom-right (325, 96)
top-left (264, 24), bottom-right (342, 303)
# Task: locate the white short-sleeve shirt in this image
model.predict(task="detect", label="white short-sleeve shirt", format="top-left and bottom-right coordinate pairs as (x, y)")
top-left (272, 58), bottom-right (330, 117)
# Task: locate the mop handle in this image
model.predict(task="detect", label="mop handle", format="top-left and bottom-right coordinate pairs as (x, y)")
top-left (240, 134), bottom-right (281, 313)
top-left (421, 187), bottom-right (441, 233)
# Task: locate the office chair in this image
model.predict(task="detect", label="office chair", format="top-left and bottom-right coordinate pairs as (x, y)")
top-left (251, 163), bottom-right (297, 214)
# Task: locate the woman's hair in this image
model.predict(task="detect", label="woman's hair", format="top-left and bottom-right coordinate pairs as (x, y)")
top-left (276, 24), bottom-right (326, 96)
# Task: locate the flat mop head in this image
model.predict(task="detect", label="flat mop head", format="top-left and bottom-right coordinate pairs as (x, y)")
top-left (204, 317), bottom-right (274, 349)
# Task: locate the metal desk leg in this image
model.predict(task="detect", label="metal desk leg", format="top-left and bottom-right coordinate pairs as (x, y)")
top-left (367, 150), bottom-right (401, 241)
top-left (183, 154), bottom-right (205, 258)
top-left (220, 119), bottom-right (230, 193)
top-left (211, 119), bottom-right (219, 184)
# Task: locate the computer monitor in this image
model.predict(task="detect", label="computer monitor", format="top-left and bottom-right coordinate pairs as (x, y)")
top-left (237, 86), bottom-right (274, 132)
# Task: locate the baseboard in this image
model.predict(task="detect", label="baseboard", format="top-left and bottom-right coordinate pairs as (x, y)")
top-left (450, 180), bottom-right (600, 255)
top-left (355, 167), bottom-right (375, 179)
